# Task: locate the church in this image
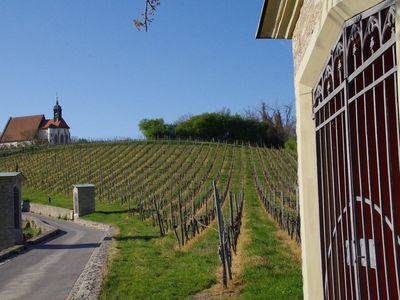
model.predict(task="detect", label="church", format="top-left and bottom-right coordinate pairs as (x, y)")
top-left (0, 99), bottom-right (71, 147)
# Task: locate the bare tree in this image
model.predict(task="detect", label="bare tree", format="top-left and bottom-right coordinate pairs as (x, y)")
top-left (243, 101), bottom-right (296, 141)
top-left (242, 106), bottom-right (258, 120)
top-left (281, 104), bottom-right (296, 138)
top-left (269, 103), bottom-right (296, 140)
top-left (219, 107), bottom-right (231, 116)
top-left (175, 114), bottom-right (193, 124)
top-left (258, 101), bottom-right (274, 126)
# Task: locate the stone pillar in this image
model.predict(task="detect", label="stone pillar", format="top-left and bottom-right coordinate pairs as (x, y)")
top-left (73, 184), bottom-right (95, 218)
top-left (0, 172), bottom-right (25, 251)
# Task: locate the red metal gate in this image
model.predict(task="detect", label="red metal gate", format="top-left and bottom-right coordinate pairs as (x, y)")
top-left (313, 1), bottom-right (400, 299)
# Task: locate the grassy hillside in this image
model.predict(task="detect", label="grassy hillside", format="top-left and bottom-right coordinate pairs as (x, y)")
top-left (0, 141), bottom-right (302, 299)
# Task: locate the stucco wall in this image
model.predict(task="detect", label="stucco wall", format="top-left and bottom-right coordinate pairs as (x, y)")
top-left (292, 0), bottom-right (323, 74)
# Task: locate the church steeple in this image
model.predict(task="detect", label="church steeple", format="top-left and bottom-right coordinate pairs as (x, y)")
top-left (53, 96), bottom-right (62, 121)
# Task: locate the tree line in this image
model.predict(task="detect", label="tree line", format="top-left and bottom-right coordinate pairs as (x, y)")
top-left (139, 103), bottom-right (296, 148)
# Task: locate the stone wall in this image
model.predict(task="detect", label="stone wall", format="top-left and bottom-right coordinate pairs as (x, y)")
top-left (0, 177), bottom-right (15, 232)
top-left (0, 228), bottom-right (22, 251)
top-left (0, 176), bottom-right (23, 250)
top-left (26, 202), bottom-right (74, 220)
top-left (292, 0), bottom-right (323, 74)
top-left (22, 213), bottom-right (58, 234)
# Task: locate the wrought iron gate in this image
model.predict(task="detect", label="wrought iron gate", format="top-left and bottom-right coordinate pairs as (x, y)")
top-left (313, 1), bottom-right (400, 299)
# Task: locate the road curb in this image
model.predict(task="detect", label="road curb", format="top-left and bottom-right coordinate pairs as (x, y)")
top-left (73, 218), bottom-right (111, 232)
top-left (67, 219), bottom-right (117, 300)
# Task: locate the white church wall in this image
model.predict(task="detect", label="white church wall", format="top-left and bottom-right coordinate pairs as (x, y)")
top-left (47, 127), bottom-right (70, 144)
top-left (38, 129), bottom-right (49, 143)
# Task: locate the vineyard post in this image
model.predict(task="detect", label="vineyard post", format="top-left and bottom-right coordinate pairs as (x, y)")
top-left (170, 202), bottom-right (173, 228)
top-left (264, 187), bottom-right (267, 206)
top-left (213, 181), bottom-right (230, 288)
top-left (163, 210), bottom-right (168, 232)
top-left (184, 198), bottom-right (187, 220)
top-left (273, 189), bottom-right (276, 219)
top-left (178, 192), bottom-right (184, 246)
top-left (229, 192), bottom-right (234, 228)
top-left (234, 193), bottom-right (238, 215)
top-left (140, 201), bottom-right (144, 221)
top-left (205, 194), bottom-right (208, 222)
top-left (191, 197), bottom-right (195, 238)
top-left (281, 191), bottom-right (284, 228)
top-left (240, 191), bottom-right (243, 215)
top-left (128, 196), bottom-right (131, 218)
top-left (173, 227), bottom-right (181, 247)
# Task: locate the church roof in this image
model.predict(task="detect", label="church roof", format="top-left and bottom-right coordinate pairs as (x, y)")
top-left (0, 115), bottom-right (45, 143)
top-left (40, 118), bottom-right (70, 129)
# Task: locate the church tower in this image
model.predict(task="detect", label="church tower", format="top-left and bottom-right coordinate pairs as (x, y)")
top-left (53, 98), bottom-right (62, 121)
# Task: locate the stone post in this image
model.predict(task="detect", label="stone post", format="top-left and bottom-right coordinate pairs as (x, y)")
top-left (72, 184), bottom-right (95, 219)
top-left (0, 172), bottom-right (25, 250)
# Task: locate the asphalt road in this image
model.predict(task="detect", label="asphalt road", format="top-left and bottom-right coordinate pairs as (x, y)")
top-left (0, 214), bottom-right (105, 300)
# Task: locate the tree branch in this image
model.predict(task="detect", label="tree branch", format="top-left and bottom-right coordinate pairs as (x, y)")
top-left (134, 0), bottom-right (160, 32)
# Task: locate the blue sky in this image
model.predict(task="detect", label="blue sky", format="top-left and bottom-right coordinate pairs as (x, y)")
top-left (0, 0), bottom-right (294, 139)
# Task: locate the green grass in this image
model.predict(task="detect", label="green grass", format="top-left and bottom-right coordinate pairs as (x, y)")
top-left (238, 150), bottom-right (303, 299)
top-left (22, 188), bottom-right (73, 209)
top-left (83, 202), bottom-right (220, 299)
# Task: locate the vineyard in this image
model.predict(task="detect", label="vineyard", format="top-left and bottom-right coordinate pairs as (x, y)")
top-left (0, 141), bottom-right (302, 298)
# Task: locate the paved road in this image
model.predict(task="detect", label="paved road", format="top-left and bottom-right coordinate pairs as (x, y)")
top-left (0, 214), bottom-right (105, 300)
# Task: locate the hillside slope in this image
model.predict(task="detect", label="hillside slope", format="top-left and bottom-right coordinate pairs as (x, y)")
top-left (0, 141), bottom-right (302, 298)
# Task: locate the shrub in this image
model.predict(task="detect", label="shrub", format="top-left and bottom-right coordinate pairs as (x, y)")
top-left (284, 138), bottom-right (297, 151)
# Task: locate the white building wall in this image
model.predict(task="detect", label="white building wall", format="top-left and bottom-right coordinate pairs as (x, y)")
top-left (37, 129), bottom-right (48, 143)
top-left (38, 128), bottom-right (70, 144)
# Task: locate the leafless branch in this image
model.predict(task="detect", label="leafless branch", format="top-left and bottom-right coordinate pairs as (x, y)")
top-left (134, 0), bottom-right (160, 32)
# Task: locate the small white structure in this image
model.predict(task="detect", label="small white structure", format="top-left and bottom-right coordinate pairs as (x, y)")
top-left (73, 184), bottom-right (95, 218)
top-left (0, 172), bottom-right (25, 251)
